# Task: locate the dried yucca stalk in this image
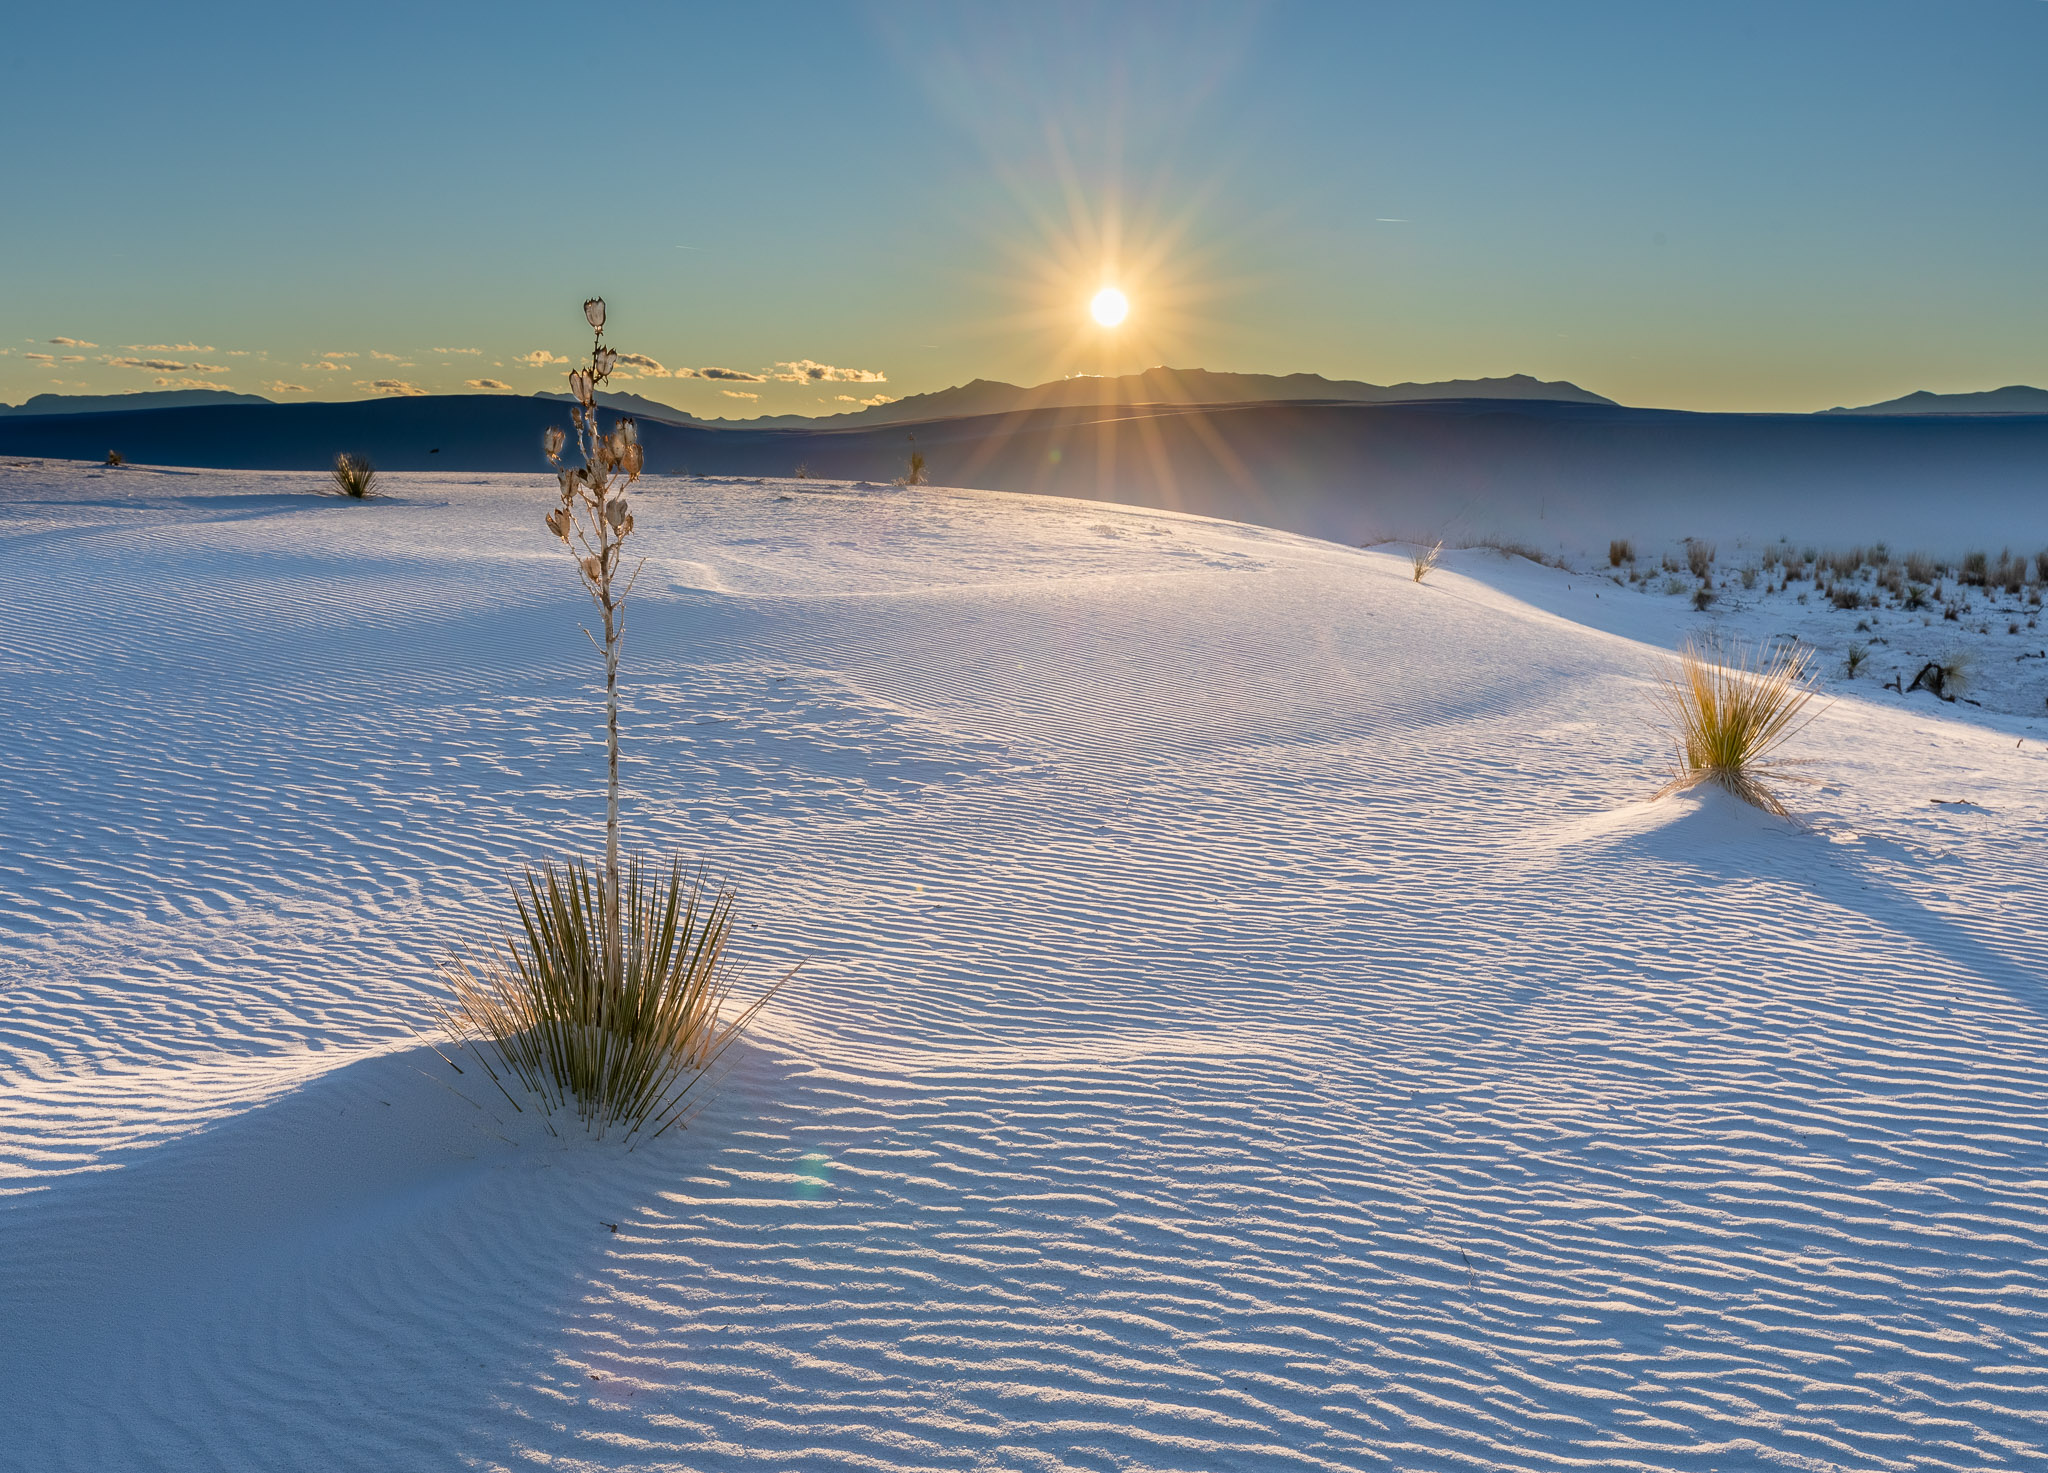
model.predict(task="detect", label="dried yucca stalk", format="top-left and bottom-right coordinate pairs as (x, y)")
top-left (438, 857), bottom-right (782, 1142)
top-left (543, 296), bottom-right (643, 958)
top-left (1411, 540), bottom-right (1443, 582)
top-left (1651, 637), bottom-right (1823, 815)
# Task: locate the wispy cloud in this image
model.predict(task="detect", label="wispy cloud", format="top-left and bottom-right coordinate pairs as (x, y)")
top-left (365, 379), bottom-right (426, 396)
top-left (110, 356), bottom-right (228, 373)
top-left (266, 382), bottom-right (312, 394)
top-left (125, 342), bottom-right (214, 353)
top-left (306, 360), bottom-right (345, 371)
top-left (433, 346), bottom-right (481, 355)
top-left (695, 365), bottom-right (766, 382)
top-left (465, 378), bottom-right (513, 391)
top-left (49, 337), bottom-right (97, 348)
top-left (369, 350), bottom-right (413, 363)
top-left (24, 352), bottom-right (55, 363)
top-left (719, 389), bottom-right (759, 400)
top-left (835, 393), bottom-right (896, 407)
top-left (516, 349), bottom-right (569, 368)
top-left (773, 359), bottom-right (885, 384)
top-left (615, 353), bottom-right (668, 376)
top-left (321, 351), bottom-right (356, 360)
top-left (152, 376), bottom-right (237, 389)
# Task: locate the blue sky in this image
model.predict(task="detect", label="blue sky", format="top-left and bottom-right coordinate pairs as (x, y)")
top-left (3, 0), bottom-right (2043, 413)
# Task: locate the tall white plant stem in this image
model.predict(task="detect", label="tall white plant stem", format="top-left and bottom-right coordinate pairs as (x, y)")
top-left (542, 297), bottom-right (644, 974)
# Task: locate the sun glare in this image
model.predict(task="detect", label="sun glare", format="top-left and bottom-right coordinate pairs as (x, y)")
top-left (1090, 287), bottom-right (1129, 327)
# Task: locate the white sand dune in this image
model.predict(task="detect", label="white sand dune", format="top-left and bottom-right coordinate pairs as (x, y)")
top-left (3, 463), bottom-right (2046, 1471)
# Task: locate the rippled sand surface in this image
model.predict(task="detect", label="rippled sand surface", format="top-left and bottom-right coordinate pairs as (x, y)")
top-left (3, 463), bottom-right (2045, 1471)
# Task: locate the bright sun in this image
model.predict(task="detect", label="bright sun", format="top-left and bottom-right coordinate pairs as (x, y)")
top-left (1090, 287), bottom-right (1129, 327)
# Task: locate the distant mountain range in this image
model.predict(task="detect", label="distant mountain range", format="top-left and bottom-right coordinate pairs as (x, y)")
top-left (0, 388), bottom-right (274, 416)
top-left (1822, 386), bottom-right (2048, 415)
top-left (546, 366), bottom-right (1619, 429)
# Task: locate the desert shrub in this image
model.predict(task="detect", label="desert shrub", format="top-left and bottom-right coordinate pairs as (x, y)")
top-left (1693, 586), bottom-right (1717, 611)
top-left (1845, 643), bottom-right (1868, 677)
top-left (2036, 549), bottom-right (2048, 582)
top-left (439, 297), bottom-right (786, 1135)
top-left (438, 857), bottom-right (783, 1142)
top-left (792, 462), bottom-right (813, 479)
top-left (1903, 583), bottom-right (1930, 611)
top-left (1824, 548), bottom-right (1860, 580)
top-left (1662, 551), bottom-right (1682, 573)
top-left (1905, 551), bottom-right (1937, 583)
top-left (105, 449), bottom-right (124, 467)
top-left (1685, 538), bottom-right (1716, 581)
top-left (1961, 550), bottom-right (1988, 586)
top-left (1663, 574), bottom-right (1690, 596)
top-left (1994, 549), bottom-right (2023, 594)
top-left (1609, 538), bottom-right (1634, 567)
top-left (1830, 584), bottom-right (1864, 611)
top-left (331, 453), bottom-right (378, 499)
top-left (1740, 565), bottom-right (1759, 590)
top-left (1652, 637), bottom-right (1821, 815)
top-left (1878, 564), bottom-right (1904, 597)
top-left (1411, 539), bottom-right (1444, 582)
top-left (898, 434), bottom-right (927, 487)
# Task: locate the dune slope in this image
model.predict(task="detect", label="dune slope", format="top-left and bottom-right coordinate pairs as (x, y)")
top-left (2, 464), bottom-right (2045, 1471)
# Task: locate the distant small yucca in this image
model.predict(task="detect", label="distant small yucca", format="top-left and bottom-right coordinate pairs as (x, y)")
top-left (1652, 637), bottom-right (1822, 815)
top-left (331, 452), bottom-right (377, 499)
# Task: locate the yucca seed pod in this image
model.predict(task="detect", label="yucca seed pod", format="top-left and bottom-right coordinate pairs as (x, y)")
top-left (581, 555), bottom-right (601, 581)
top-left (622, 443), bottom-right (643, 479)
top-left (543, 426), bottom-right (565, 460)
top-left (594, 348), bottom-right (617, 378)
top-left (584, 297), bottom-right (606, 331)
top-left (617, 416), bottom-right (639, 446)
top-left (606, 498), bottom-right (629, 529)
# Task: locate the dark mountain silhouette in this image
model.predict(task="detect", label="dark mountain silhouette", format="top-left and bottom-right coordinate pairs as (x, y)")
top-left (4, 392), bottom-right (2042, 553)
top-left (1822, 385), bottom-right (2048, 416)
top-left (0, 388), bottom-right (274, 416)
top-left (660, 366), bottom-right (1616, 429)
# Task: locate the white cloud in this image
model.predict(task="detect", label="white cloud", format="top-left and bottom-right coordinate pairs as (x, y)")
top-left (719, 389), bottom-right (759, 400)
top-left (465, 378), bottom-right (513, 391)
top-left (369, 350), bottom-right (411, 363)
top-left (125, 342), bottom-right (213, 353)
top-left (695, 365), bottom-right (766, 382)
top-left (152, 376), bottom-right (238, 389)
top-left (615, 353), bottom-right (668, 376)
top-left (266, 382), bottom-right (312, 394)
top-left (24, 352), bottom-right (56, 363)
top-left (321, 351), bottom-right (356, 360)
top-left (835, 393), bottom-right (897, 407)
top-left (516, 349), bottom-right (569, 368)
top-left (433, 346), bottom-right (481, 355)
top-left (306, 361), bottom-right (345, 372)
top-left (365, 379), bottom-right (426, 396)
top-left (110, 357), bottom-right (228, 373)
top-left (49, 337), bottom-right (97, 348)
top-left (772, 359), bottom-right (886, 384)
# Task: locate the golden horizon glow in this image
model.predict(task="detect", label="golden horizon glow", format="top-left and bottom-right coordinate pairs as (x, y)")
top-left (1090, 287), bottom-right (1129, 327)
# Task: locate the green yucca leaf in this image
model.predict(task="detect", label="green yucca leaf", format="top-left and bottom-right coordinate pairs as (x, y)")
top-left (434, 855), bottom-right (788, 1142)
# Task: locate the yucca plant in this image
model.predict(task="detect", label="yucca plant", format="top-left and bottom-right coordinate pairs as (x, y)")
top-left (437, 857), bottom-right (778, 1141)
top-left (105, 449), bottom-right (124, 467)
top-left (1411, 539), bottom-right (1444, 582)
top-left (331, 452), bottom-right (378, 498)
top-left (440, 299), bottom-right (786, 1135)
top-left (1651, 637), bottom-right (1823, 815)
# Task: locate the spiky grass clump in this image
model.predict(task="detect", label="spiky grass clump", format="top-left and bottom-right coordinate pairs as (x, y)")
top-left (105, 449), bottom-right (124, 467)
top-left (437, 856), bottom-right (783, 1142)
top-left (331, 452), bottom-right (378, 499)
top-left (1411, 540), bottom-right (1443, 582)
top-left (1651, 637), bottom-right (1822, 816)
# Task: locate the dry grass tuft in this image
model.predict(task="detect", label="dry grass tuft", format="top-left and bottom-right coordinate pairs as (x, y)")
top-left (331, 453), bottom-right (378, 499)
top-left (1608, 538), bottom-right (1634, 567)
top-left (437, 856), bottom-right (786, 1142)
top-left (105, 449), bottom-right (124, 467)
top-left (1651, 637), bottom-right (1823, 816)
top-left (1410, 540), bottom-right (1444, 582)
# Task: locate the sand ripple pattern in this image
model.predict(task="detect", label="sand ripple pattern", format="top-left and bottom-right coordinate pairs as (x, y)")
top-left (2, 466), bottom-right (2046, 1471)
